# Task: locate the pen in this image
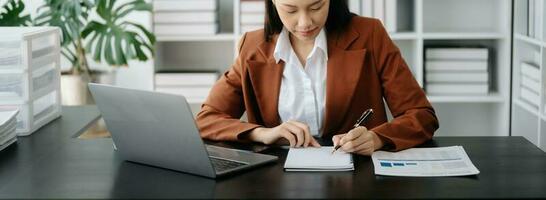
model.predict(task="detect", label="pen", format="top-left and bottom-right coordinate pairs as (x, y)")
top-left (331, 109), bottom-right (374, 154)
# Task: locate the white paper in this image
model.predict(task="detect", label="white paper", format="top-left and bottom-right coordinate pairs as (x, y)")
top-left (372, 146), bottom-right (480, 177)
top-left (284, 147), bottom-right (354, 171)
top-left (0, 110), bottom-right (18, 127)
top-left (0, 110), bottom-right (18, 148)
top-left (0, 121), bottom-right (16, 145)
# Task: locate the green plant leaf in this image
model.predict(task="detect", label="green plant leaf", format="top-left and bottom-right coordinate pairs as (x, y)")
top-left (0, 0), bottom-right (31, 26)
top-left (82, 0), bottom-right (155, 66)
top-left (35, 0), bottom-right (94, 47)
top-left (115, 0), bottom-right (151, 20)
top-left (93, 34), bottom-right (106, 62)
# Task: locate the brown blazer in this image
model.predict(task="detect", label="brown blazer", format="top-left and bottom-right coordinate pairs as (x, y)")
top-left (196, 16), bottom-right (439, 151)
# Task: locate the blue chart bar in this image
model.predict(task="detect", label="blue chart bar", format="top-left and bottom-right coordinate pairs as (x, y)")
top-left (380, 162), bottom-right (417, 167)
top-left (380, 162), bottom-right (392, 167)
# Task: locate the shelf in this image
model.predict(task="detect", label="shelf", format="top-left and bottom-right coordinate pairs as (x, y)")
top-left (390, 32), bottom-right (418, 40)
top-left (422, 32), bottom-right (506, 40)
top-left (427, 93), bottom-right (506, 103)
top-left (514, 33), bottom-right (545, 47)
top-left (514, 99), bottom-right (539, 117)
top-left (156, 33), bottom-right (236, 42)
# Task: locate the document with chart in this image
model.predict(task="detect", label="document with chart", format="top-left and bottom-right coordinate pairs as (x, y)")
top-left (284, 147), bottom-right (354, 171)
top-left (372, 146), bottom-right (479, 177)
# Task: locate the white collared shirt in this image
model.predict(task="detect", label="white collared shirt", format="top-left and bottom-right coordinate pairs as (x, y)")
top-left (274, 27), bottom-right (328, 136)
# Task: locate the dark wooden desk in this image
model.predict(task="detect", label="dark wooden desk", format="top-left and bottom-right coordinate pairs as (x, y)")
top-left (0, 106), bottom-right (545, 199)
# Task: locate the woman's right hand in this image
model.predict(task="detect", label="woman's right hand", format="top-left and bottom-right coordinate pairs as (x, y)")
top-left (247, 120), bottom-right (321, 148)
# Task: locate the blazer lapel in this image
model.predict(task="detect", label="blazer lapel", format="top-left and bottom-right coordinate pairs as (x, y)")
top-left (246, 58), bottom-right (284, 127)
top-left (322, 28), bottom-right (367, 136)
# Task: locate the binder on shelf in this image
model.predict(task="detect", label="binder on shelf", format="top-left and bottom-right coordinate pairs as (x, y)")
top-left (426, 48), bottom-right (489, 60)
top-left (153, 12), bottom-right (217, 24)
top-left (154, 24), bottom-right (219, 35)
top-left (425, 60), bottom-right (488, 72)
top-left (520, 62), bottom-right (541, 81)
top-left (426, 83), bottom-right (489, 95)
top-left (153, 0), bottom-right (217, 11)
top-left (426, 72), bottom-right (488, 83)
top-left (521, 76), bottom-right (541, 94)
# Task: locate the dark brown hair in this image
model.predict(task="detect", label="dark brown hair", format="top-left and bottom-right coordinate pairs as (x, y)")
top-left (264, 0), bottom-right (355, 42)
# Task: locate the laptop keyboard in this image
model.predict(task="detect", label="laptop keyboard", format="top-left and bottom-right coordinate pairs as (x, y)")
top-left (209, 157), bottom-right (248, 172)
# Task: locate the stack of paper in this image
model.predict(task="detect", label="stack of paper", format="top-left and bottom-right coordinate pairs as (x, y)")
top-left (153, 0), bottom-right (218, 36)
top-left (0, 110), bottom-right (18, 151)
top-left (520, 61), bottom-right (541, 106)
top-left (154, 71), bottom-right (219, 104)
top-left (284, 147), bottom-right (354, 171)
top-left (372, 146), bottom-right (480, 177)
top-left (424, 47), bottom-right (490, 95)
top-left (240, 0), bottom-right (265, 33)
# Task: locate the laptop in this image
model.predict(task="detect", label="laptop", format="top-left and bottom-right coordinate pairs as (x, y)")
top-left (88, 83), bottom-right (278, 179)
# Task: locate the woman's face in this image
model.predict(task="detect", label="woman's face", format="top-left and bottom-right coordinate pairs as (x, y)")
top-left (273, 0), bottom-right (330, 42)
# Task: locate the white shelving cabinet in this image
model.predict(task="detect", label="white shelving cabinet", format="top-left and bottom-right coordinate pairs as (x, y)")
top-left (348, 0), bottom-right (512, 137)
top-left (152, 0), bottom-right (513, 138)
top-left (512, 0), bottom-right (546, 151)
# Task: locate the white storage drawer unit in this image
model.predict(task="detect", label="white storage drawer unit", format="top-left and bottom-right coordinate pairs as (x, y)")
top-left (0, 27), bottom-right (62, 136)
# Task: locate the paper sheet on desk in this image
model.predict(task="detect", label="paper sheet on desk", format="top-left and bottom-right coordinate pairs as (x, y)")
top-left (372, 146), bottom-right (480, 177)
top-left (284, 147), bottom-right (354, 171)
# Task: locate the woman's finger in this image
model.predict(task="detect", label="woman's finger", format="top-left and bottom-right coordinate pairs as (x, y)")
top-left (282, 123), bottom-right (305, 147)
top-left (280, 128), bottom-right (297, 147)
top-left (341, 130), bottom-right (368, 152)
top-left (287, 121), bottom-right (312, 147)
top-left (332, 133), bottom-right (346, 147)
top-left (310, 137), bottom-right (321, 147)
top-left (339, 127), bottom-right (364, 145)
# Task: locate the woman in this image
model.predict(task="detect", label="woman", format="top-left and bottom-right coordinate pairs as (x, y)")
top-left (196, 0), bottom-right (439, 155)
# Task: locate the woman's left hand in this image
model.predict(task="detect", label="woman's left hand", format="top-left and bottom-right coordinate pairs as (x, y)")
top-left (332, 126), bottom-right (384, 156)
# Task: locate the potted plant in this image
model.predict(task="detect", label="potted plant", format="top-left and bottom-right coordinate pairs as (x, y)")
top-left (0, 0), bottom-right (156, 105)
